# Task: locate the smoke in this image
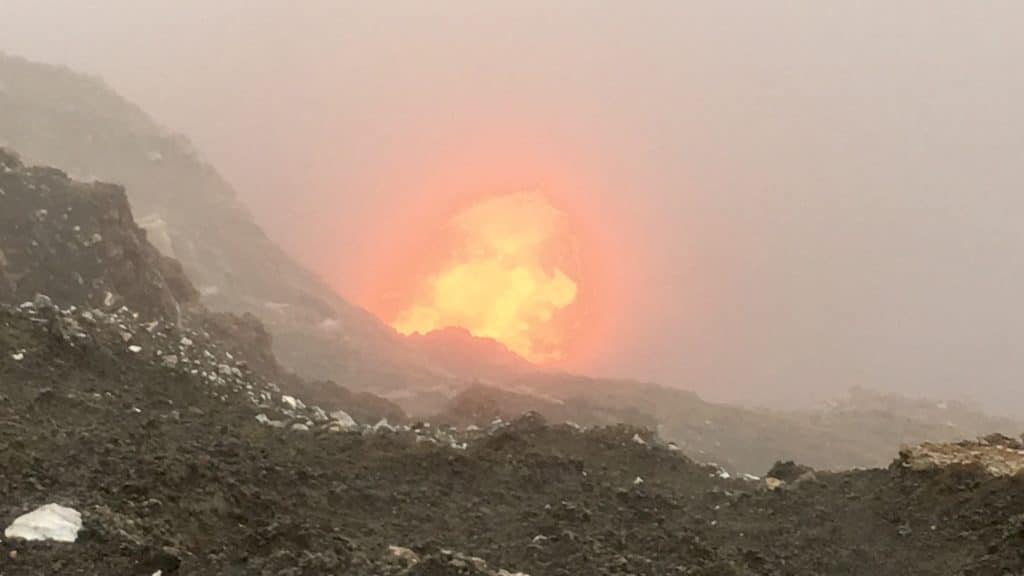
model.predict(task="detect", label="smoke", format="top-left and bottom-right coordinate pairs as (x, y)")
top-left (4, 2), bottom-right (1024, 411)
top-left (393, 192), bottom-right (578, 362)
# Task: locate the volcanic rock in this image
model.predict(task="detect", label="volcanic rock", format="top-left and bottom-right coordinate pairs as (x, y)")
top-left (4, 504), bottom-right (82, 543)
top-left (766, 460), bottom-right (815, 483)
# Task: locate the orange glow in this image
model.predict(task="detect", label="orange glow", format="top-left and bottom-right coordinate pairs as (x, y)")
top-left (341, 126), bottom-right (631, 372)
top-left (392, 192), bottom-right (579, 362)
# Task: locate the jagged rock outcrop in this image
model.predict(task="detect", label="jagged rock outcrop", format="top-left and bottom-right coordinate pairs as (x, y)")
top-left (0, 147), bottom-right (404, 425)
top-left (0, 149), bottom-right (196, 321)
top-left (0, 52), bottom-right (454, 408)
top-left (3, 306), bottom-right (1024, 576)
top-left (898, 434), bottom-right (1024, 477)
top-left (404, 327), bottom-right (534, 381)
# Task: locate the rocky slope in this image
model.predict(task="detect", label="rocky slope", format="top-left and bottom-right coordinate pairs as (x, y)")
top-left (3, 300), bottom-right (1024, 574)
top-left (0, 147), bottom-right (402, 426)
top-left (440, 377), bottom-right (1021, 474)
top-left (3, 52), bottom-right (1020, 478)
top-left (404, 328), bottom-right (535, 384)
top-left (1, 147), bottom-right (1024, 575)
top-left (0, 52), bottom-right (452, 404)
top-left (0, 150), bottom-right (196, 321)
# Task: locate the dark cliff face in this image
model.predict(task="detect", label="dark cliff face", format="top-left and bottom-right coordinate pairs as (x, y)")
top-left (0, 148), bottom-right (197, 320)
top-left (0, 53), bottom-right (448, 403)
top-left (0, 147), bottom-right (406, 424)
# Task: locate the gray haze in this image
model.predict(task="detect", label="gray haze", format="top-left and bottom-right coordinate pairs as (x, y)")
top-left (2, 1), bottom-right (1023, 412)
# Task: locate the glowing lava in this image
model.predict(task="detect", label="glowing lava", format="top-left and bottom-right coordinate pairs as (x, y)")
top-left (393, 192), bottom-right (579, 362)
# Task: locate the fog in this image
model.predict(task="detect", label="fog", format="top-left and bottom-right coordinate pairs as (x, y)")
top-left (3, 1), bottom-right (1023, 412)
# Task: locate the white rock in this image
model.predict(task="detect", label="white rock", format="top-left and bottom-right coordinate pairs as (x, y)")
top-left (329, 409), bottom-right (358, 429)
top-left (255, 414), bottom-right (285, 428)
top-left (4, 503), bottom-right (82, 543)
top-left (631, 433), bottom-right (647, 446)
top-left (128, 345), bottom-right (142, 354)
top-left (11, 351), bottom-right (24, 361)
top-left (281, 395), bottom-right (303, 410)
top-left (388, 545), bottom-right (420, 565)
top-left (310, 406), bottom-right (328, 422)
top-left (291, 423), bottom-right (310, 432)
top-left (373, 418), bottom-right (394, 432)
top-left (633, 476), bottom-right (644, 485)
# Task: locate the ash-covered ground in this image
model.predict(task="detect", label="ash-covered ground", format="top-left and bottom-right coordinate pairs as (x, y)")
top-left (2, 148), bottom-right (1024, 575)
top-left (3, 301), bottom-right (1024, 575)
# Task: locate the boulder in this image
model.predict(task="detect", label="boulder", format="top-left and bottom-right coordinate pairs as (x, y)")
top-left (4, 503), bottom-right (82, 543)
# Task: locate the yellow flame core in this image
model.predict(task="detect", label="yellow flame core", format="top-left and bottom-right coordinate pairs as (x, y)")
top-left (394, 192), bottom-right (578, 362)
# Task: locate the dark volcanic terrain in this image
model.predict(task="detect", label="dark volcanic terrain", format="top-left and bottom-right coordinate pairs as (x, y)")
top-left (1, 149), bottom-right (1024, 575)
top-left (3, 298), bottom-right (1024, 575)
top-left (2, 53), bottom-right (1021, 478)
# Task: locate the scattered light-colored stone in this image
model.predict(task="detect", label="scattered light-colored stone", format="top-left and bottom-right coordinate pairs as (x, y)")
top-left (4, 503), bottom-right (82, 543)
top-left (329, 409), bottom-right (357, 429)
top-left (900, 439), bottom-right (1024, 477)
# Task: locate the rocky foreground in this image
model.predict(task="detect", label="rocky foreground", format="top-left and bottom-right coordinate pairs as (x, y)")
top-left (2, 145), bottom-right (1024, 575)
top-left (3, 300), bottom-right (1024, 575)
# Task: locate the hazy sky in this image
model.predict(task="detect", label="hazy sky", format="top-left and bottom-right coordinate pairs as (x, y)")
top-left (3, 1), bottom-right (1023, 411)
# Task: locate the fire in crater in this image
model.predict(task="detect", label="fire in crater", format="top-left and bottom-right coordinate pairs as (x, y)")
top-left (393, 191), bottom-right (579, 362)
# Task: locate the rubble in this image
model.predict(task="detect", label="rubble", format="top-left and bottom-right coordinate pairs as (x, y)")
top-left (330, 409), bottom-right (357, 428)
top-left (2, 145), bottom-right (1024, 575)
top-left (386, 544), bottom-right (419, 567)
top-left (767, 460), bottom-right (815, 483)
top-left (377, 548), bottom-right (531, 576)
top-left (3, 296), bottom-right (1024, 573)
top-left (898, 438), bottom-right (1024, 476)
